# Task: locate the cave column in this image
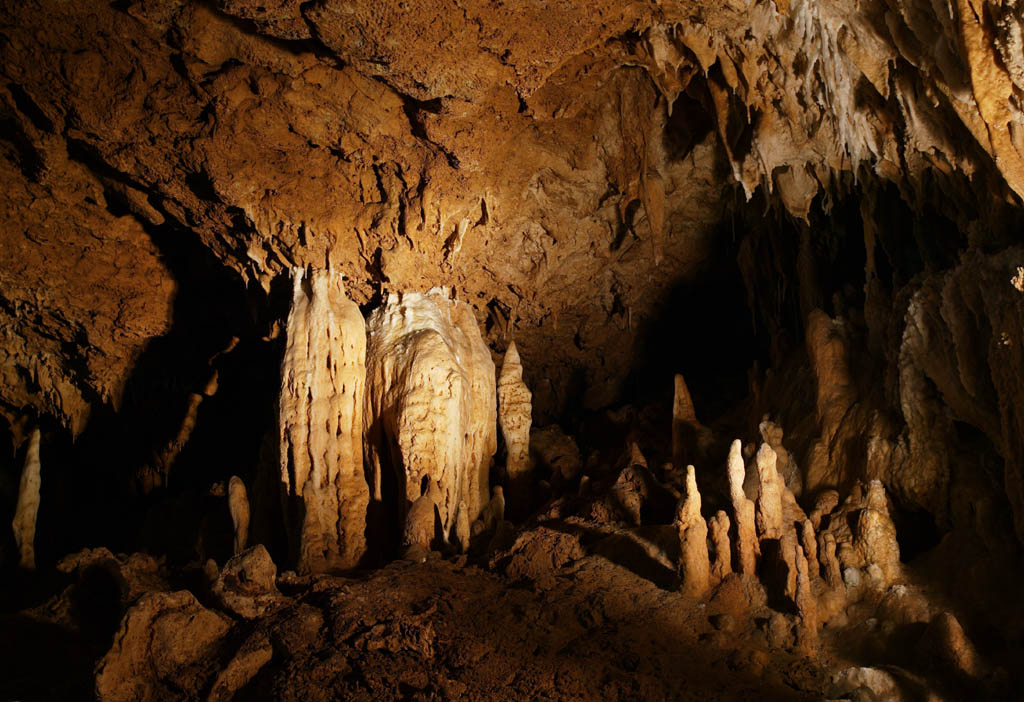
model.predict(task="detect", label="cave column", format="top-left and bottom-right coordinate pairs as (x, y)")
top-left (279, 267), bottom-right (369, 573)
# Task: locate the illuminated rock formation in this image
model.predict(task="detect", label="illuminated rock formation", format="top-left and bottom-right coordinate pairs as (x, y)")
top-left (727, 439), bottom-right (758, 574)
top-left (279, 268), bottom-right (369, 573)
top-left (227, 476), bottom-right (250, 556)
top-left (365, 289), bottom-right (497, 547)
top-left (676, 465), bottom-right (710, 599)
top-left (12, 427), bottom-right (41, 570)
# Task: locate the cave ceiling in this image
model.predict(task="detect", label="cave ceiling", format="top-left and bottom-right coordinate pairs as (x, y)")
top-left (2, 0), bottom-right (1024, 438)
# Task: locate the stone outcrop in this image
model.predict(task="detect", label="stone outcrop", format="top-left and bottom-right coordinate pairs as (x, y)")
top-left (280, 267), bottom-right (370, 573)
top-left (12, 427), bottom-right (41, 569)
top-left (365, 289), bottom-right (497, 545)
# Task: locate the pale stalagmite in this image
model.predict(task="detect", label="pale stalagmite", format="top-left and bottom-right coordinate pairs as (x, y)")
top-left (755, 443), bottom-right (784, 541)
top-left (794, 542), bottom-right (818, 650)
top-left (12, 427), bottom-right (41, 570)
top-left (497, 341), bottom-right (533, 480)
top-left (709, 510), bottom-right (733, 584)
top-left (365, 289), bottom-right (497, 543)
top-left (676, 465), bottom-right (710, 599)
top-left (727, 439), bottom-right (758, 574)
top-left (228, 476), bottom-right (251, 556)
top-left (279, 268), bottom-right (369, 573)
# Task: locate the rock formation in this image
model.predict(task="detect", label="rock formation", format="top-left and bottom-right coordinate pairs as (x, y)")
top-left (365, 288), bottom-right (496, 547)
top-left (676, 465), bottom-right (710, 599)
top-left (727, 439), bottom-right (758, 575)
top-left (227, 476), bottom-right (250, 556)
top-left (279, 267), bottom-right (370, 573)
top-left (12, 427), bottom-right (41, 569)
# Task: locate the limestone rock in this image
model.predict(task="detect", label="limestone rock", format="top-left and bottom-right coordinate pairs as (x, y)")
top-left (280, 268), bottom-right (369, 573)
top-left (211, 544), bottom-right (281, 620)
top-left (530, 425), bottom-right (582, 480)
top-left (675, 465), bottom-right (710, 599)
top-left (917, 611), bottom-right (985, 680)
top-left (207, 632), bottom-right (273, 702)
top-left (497, 341), bottom-right (533, 484)
top-left (96, 590), bottom-right (233, 702)
top-left (365, 289), bottom-right (497, 548)
top-left (12, 426), bottom-right (41, 569)
top-left (227, 475), bottom-right (250, 556)
top-left (809, 490), bottom-right (840, 530)
top-left (727, 439), bottom-right (758, 574)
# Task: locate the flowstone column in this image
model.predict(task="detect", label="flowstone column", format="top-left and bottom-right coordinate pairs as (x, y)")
top-left (364, 289), bottom-right (497, 547)
top-left (279, 268), bottom-right (369, 573)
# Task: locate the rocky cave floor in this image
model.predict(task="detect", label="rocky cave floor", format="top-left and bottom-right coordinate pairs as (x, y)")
top-left (2, 404), bottom-right (1019, 702)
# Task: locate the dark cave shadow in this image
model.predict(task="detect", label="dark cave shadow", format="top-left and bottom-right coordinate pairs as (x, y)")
top-left (539, 518), bottom-right (681, 591)
top-left (22, 180), bottom-right (289, 574)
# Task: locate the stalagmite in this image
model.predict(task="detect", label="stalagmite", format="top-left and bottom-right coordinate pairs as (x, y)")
top-left (672, 373), bottom-right (698, 468)
top-left (709, 510), bottom-right (732, 584)
top-left (780, 526), bottom-right (799, 602)
top-left (794, 542), bottom-right (818, 650)
top-left (727, 439), bottom-right (758, 574)
top-left (455, 500), bottom-right (470, 553)
top-left (12, 427), bottom-right (41, 570)
top-left (365, 289), bottom-right (497, 545)
top-left (819, 532), bottom-right (843, 589)
top-left (800, 519), bottom-right (819, 580)
top-left (497, 341), bottom-right (533, 484)
top-left (228, 476), bottom-right (250, 556)
top-left (279, 268), bottom-right (369, 573)
top-left (403, 492), bottom-right (437, 552)
top-left (855, 503), bottom-right (901, 587)
top-left (675, 465), bottom-right (710, 599)
top-left (755, 443), bottom-right (784, 541)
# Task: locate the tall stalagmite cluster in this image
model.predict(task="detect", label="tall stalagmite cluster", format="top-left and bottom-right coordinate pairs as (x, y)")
top-left (278, 277), bottom-right (497, 569)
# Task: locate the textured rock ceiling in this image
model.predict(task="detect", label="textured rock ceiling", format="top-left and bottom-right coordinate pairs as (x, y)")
top-left (2, 0), bottom-right (1024, 440)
